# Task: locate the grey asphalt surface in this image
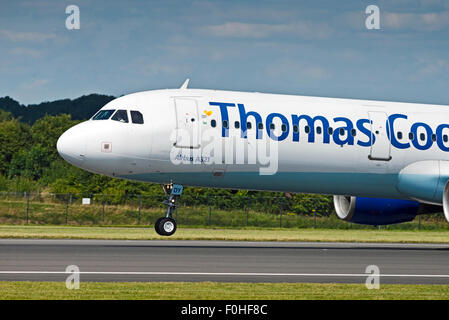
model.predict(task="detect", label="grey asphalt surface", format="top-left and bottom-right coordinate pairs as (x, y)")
top-left (0, 239), bottom-right (449, 284)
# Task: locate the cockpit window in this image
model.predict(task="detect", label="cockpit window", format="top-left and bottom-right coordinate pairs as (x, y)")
top-left (111, 110), bottom-right (129, 123)
top-left (92, 109), bottom-right (115, 120)
top-left (130, 111), bottom-right (144, 124)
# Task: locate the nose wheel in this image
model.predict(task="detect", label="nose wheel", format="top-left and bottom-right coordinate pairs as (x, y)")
top-left (154, 184), bottom-right (182, 236)
top-left (155, 217), bottom-right (177, 236)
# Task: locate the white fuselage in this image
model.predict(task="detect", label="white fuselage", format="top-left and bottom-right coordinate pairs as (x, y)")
top-left (57, 88), bottom-right (449, 205)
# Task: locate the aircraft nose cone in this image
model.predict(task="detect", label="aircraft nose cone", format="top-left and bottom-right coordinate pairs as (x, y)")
top-left (57, 124), bottom-right (87, 166)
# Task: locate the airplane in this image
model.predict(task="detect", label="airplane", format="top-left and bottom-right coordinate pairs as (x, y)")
top-left (57, 79), bottom-right (448, 236)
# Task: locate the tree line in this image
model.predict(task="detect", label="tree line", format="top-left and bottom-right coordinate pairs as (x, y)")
top-left (0, 94), bottom-right (115, 124)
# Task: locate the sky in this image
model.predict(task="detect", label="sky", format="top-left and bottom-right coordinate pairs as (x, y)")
top-left (1, 0), bottom-right (449, 105)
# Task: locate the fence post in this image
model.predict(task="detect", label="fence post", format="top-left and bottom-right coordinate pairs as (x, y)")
top-left (208, 196), bottom-right (212, 227)
top-left (65, 194), bottom-right (70, 225)
top-left (280, 202), bottom-right (283, 228)
top-left (25, 192), bottom-right (29, 224)
top-left (102, 195), bottom-right (105, 222)
top-left (246, 197), bottom-right (250, 227)
top-left (313, 198), bottom-right (317, 229)
top-left (138, 195), bottom-right (142, 225)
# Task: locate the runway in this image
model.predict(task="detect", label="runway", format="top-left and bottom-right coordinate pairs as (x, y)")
top-left (0, 239), bottom-right (449, 284)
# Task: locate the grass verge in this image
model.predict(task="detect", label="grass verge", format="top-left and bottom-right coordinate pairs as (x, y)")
top-left (1, 281), bottom-right (448, 299)
top-left (0, 225), bottom-right (448, 243)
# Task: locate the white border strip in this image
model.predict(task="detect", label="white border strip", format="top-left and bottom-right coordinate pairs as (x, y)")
top-left (0, 271), bottom-right (449, 278)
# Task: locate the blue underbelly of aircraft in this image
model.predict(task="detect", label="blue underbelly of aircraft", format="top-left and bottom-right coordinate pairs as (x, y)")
top-left (119, 171), bottom-right (409, 199)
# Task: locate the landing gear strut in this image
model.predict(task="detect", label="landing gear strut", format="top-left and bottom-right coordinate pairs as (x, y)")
top-left (155, 184), bottom-right (183, 236)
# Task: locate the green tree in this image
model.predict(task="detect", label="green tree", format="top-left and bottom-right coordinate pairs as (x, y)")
top-left (9, 144), bottom-right (52, 180)
top-left (30, 114), bottom-right (80, 161)
top-left (0, 119), bottom-right (31, 175)
top-left (0, 109), bottom-right (13, 121)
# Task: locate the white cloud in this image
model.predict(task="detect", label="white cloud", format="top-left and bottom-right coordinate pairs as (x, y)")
top-left (141, 62), bottom-right (192, 76)
top-left (406, 57), bottom-right (449, 81)
top-left (378, 0), bottom-right (447, 8)
top-left (383, 11), bottom-right (449, 31)
top-left (417, 58), bottom-right (449, 76)
top-left (9, 47), bottom-right (43, 58)
top-left (266, 61), bottom-right (331, 80)
top-left (199, 21), bottom-right (332, 39)
top-left (339, 9), bottom-right (449, 32)
top-left (19, 0), bottom-right (60, 8)
top-left (418, 0), bottom-right (446, 6)
top-left (0, 30), bottom-right (56, 42)
top-left (191, 1), bottom-right (303, 23)
top-left (22, 79), bottom-right (49, 90)
top-left (202, 22), bottom-right (287, 38)
top-left (162, 44), bottom-right (194, 57)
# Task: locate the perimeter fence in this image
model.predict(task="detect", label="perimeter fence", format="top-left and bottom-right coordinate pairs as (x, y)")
top-left (0, 192), bottom-right (447, 230)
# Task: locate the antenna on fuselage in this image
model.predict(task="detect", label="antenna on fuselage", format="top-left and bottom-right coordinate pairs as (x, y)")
top-left (180, 78), bottom-right (190, 89)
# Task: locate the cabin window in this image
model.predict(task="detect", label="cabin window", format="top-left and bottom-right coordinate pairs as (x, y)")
top-left (328, 127), bottom-right (333, 135)
top-left (111, 110), bottom-right (129, 123)
top-left (420, 133), bottom-right (425, 141)
top-left (223, 120), bottom-right (228, 129)
top-left (235, 121), bottom-right (240, 129)
top-left (247, 122), bottom-right (252, 129)
top-left (92, 109), bottom-right (115, 120)
top-left (211, 119), bottom-right (216, 128)
top-left (293, 125), bottom-right (299, 133)
top-left (281, 124), bottom-right (287, 132)
top-left (316, 127), bottom-right (322, 134)
top-left (305, 126), bottom-right (310, 133)
top-left (397, 132), bottom-right (403, 140)
top-left (444, 135), bottom-right (448, 143)
top-left (339, 128), bottom-right (345, 136)
top-left (270, 123), bottom-right (275, 130)
top-left (409, 132), bottom-right (414, 140)
top-left (130, 111), bottom-right (144, 124)
top-left (258, 123), bottom-right (263, 130)
top-left (351, 129), bottom-right (356, 137)
top-left (432, 134), bottom-right (437, 142)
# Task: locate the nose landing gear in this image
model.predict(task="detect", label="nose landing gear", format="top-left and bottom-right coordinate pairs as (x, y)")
top-left (154, 217), bottom-right (177, 236)
top-left (155, 184), bottom-right (183, 236)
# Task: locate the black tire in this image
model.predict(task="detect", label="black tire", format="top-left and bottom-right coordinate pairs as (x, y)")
top-left (159, 218), bottom-right (177, 236)
top-left (154, 217), bottom-right (165, 236)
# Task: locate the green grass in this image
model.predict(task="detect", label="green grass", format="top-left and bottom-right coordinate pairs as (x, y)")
top-left (1, 281), bottom-right (448, 299)
top-left (0, 225), bottom-right (449, 243)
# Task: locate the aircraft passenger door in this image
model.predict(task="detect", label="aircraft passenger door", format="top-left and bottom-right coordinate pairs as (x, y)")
top-left (174, 98), bottom-right (200, 148)
top-left (368, 111), bottom-right (391, 161)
